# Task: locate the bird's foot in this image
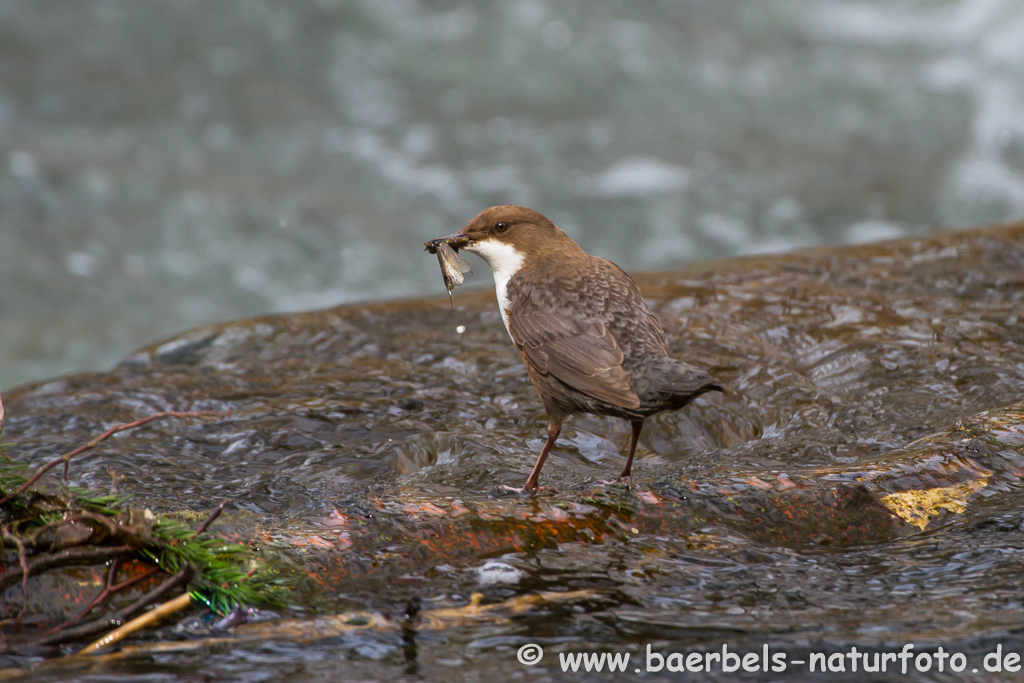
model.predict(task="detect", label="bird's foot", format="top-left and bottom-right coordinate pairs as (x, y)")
top-left (597, 475), bottom-right (632, 488)
top-left (494, 483), bottom-right (556, 496)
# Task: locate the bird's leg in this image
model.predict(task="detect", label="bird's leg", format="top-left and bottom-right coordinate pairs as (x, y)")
top-left (618, 420), bottom-right (644, 480)
top-left (499, 417), bottom-right (561, 494)
top-left (600, 420), bottom-right (644, 487)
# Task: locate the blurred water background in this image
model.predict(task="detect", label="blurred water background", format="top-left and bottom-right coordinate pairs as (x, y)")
top-left (1, 0), bottom-right (1023, 390)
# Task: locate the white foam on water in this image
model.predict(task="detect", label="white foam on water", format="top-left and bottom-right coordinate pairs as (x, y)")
top-left (804, 0), bottom-right (1024, 217)
top-left (845, 220), bottom-right (907, 245)
top-left (474, 560), bottom-right (524, 586)
top-left (580, 156), bottom-right (691, 197)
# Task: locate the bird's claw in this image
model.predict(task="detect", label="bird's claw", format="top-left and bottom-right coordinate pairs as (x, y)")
top-left (495, 484), bottom-right (555, 496)
top-left (597, 475), bottom-right (633, 488)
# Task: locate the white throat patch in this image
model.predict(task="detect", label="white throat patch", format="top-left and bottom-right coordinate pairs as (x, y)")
top-left (463, 238), bottom-right (525, 337)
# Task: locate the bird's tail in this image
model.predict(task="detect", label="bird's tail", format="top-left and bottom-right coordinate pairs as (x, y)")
top-left (645, 358), bottom-right (724, 400)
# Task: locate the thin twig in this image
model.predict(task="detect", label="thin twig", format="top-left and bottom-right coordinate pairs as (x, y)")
top-left (51, 563), bottom-right (161, 633)
top-left (1, 531), bottom-right (30, 627)
top-left (19, 510), bottom-right (128, 551)
top-left (81, 591), bottom-right (193, 655)
top-left (192, 500), bottom-right (228, 539)
top-left (27, 564), bottom-right (192, 648)
top-left (0, 545), bottom-right (133, 593)
top-left (14, 537), bottom-right (28, 624)
top-left (68, 510), bottom-right (124, 539)
top-left (86, 560), bottom-right (120, 621)
top-left (0, 410), bottom-right (227, 508)
top-left (105, 565), bottom-right (161, 604)
top-left (108, 466), bottom-right (124, 495)
top-left (0, 390), bottom-right (5, 439)
top-left (115, 565), bottom-right (192, 619)
top-left (87, 636), bottom-right (238, 661)
top-left (23, 517), bottom-right (71, 548)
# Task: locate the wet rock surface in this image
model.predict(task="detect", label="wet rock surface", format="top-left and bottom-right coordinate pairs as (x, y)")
top-left (4, 222), bottom-right (1024, 680)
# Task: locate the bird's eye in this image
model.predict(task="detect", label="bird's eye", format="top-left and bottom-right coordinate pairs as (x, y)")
top-left (495, 222), bottom-right (509, 233)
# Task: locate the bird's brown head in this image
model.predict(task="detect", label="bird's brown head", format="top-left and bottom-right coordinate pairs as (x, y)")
top-left (424, 205), bottom-right (580, 275)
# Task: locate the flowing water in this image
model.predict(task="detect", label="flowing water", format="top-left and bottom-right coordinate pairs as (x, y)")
top-left (3, 1), bottom-right (1024, 680)
top-left (2, 0), bottom-right (1024, 388)
top-left (2, 224), bottom-right (1023, 681)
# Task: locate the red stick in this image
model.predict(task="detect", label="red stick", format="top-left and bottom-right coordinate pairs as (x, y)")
top-left (63, 563), bottom-right (162, 628)
top-left (192, 500), bottom-right (228, 539)
top-left (0, 410), bottom-right (228, 508)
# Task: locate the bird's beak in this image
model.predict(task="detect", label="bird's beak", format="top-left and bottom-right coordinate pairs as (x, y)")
top-left (424, 229), bottom-right (470, 254)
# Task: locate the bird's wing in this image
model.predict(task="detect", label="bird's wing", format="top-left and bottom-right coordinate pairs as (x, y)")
top-left (509, 311), bottom-right (641, 409)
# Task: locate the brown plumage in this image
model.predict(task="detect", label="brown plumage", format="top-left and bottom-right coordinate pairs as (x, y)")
top-left (426, 205), bottom-right (722, 492)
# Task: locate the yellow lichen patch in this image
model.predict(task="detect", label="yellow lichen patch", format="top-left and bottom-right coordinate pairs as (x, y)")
top-left (880, 478), bottom-right (989, 530)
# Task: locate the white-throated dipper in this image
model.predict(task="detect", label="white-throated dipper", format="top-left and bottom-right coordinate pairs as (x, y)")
top-left (426, 205), bottom-right (722, 492)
